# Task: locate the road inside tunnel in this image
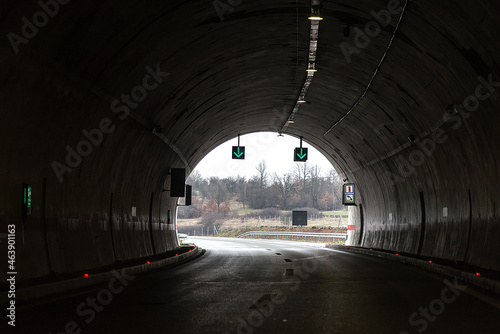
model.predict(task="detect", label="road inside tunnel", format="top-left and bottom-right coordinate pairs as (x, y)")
top-left (4, 237), bottom-right (500, 334)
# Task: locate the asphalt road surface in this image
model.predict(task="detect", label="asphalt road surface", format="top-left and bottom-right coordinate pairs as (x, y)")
top-left (5, 237), bottom-right (500, 334)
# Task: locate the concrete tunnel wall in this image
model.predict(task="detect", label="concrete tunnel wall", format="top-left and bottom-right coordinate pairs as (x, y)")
top-left (0, 55), bottom-right (182, 280)
top-left (0, 42), bottom-right (182, 282)
top-left (1, 0), bottom-right (500, 286)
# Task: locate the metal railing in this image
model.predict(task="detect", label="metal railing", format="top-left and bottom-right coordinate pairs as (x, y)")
top-left (237, 231), bottom-right (346, 243)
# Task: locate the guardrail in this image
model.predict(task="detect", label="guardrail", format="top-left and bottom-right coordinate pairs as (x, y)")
top-left (237, 231), bottom-right (347, 243)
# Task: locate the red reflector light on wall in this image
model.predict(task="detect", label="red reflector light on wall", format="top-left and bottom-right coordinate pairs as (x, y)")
top-left (176, 254), bottom-right (179, 257)
top-left (370, 249), bottom-right (373, 250)
top-left (476, 272), bottom-right (481, 276)
top-left (429, 261), bottom-right (432, 263)
top-left (146, 261), bottom-right (150, 264)
top-left (396, 253), bottom-right (399, 256)
top-left (84, 274), bottom-right (89, 278)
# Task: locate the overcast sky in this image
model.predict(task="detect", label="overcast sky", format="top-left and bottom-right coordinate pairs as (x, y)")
top-left (193, 132), bottom-right (336, 179)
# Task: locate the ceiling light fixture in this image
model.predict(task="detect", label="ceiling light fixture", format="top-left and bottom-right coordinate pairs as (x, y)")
top-left (279, 0), bottom-right (322, 133)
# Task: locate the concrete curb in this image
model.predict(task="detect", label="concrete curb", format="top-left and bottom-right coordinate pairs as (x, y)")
top-left (333, 245), bottom-right (500, 295)
top-left (2, 246), bottom-right (202, 305)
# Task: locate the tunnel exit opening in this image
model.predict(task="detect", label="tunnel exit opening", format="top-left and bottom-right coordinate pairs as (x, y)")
top-left (176, 132), bottom-right (350, 239)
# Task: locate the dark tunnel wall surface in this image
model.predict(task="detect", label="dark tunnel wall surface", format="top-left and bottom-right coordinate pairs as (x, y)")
top-left (0, 0), bottom-right (499, 284)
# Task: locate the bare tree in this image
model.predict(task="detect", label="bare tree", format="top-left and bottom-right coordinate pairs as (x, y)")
top-left (328, 168), bottom-right (343, 210)
top-left (235, 175), bottom-right (247, 209)
top-left (308, 165), bottom-right (322, 208)
top-left (272, 173), bottom-right (295, 209)
top-left (294, 162), bottom-right (309, 187)
top-left (244, 161), bottom-right (269, 209)
top-left (208, 177), bottom-right (229, 209)
top-left (293, 162), bottom-right (310, 206)
top-left (256, 160), bottom-right (268, 191)
top-left (186, 170), bottom-right (203, 188)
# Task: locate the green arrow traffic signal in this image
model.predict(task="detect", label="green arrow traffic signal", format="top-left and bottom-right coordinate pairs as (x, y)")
top-left (294, 147), bottom-right (308, 161)
top-left (232, 146), bottom-right (245, 159)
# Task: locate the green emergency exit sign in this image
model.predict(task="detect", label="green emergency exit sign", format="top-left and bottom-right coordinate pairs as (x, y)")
top-left (23, 184), bottom-right (32, 217)
top-left (24, 185), bottom-right (31, 208)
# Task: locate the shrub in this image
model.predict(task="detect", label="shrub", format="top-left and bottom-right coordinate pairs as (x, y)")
top-left (259, 207), bottom-right (282, 217)
top-left (200, 212), bottom-right (224, 228)
top-left (177, 205), bottom-right (201, 219)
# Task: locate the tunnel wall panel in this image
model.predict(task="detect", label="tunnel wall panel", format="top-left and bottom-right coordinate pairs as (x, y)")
top-left (45, 218), bottom-right (112, 276)
top-left (0, 52), bottom-right (184, 282)
top-left (1, 217), bottom-right (51, 280)
top-left (348, 103), bottom-right (500, 269)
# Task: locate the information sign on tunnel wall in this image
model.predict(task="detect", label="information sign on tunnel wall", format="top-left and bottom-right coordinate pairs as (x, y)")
top-left (342, 183), bottom-right (356, 206)
top-left (170, 168), bottom-right (186, 197)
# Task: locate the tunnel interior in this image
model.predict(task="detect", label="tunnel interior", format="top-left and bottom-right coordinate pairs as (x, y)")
top-left (1, 0), bottom-right (499, 284)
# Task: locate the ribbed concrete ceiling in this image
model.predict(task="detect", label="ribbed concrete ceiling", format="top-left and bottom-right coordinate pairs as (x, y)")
top-left (3, 0), bottom-right (498, 178)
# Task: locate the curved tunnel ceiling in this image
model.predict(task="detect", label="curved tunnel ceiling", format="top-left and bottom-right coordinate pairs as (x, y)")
top-left (2, 0), bottom-right (498, 176)
top-left (1, 0), bottom-right (500, 276)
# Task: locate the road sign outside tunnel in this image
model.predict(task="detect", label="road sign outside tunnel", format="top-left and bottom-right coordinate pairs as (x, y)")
top-left (292, 210), bottom-right (307, 226)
